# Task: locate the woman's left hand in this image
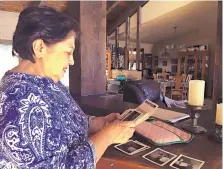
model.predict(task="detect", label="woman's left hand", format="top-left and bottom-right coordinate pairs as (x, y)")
top-left (89, 113), bottom-right (121, 134)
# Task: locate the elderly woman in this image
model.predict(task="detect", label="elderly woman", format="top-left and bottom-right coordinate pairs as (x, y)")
top-left (0, 6), bottom-right (135, 169)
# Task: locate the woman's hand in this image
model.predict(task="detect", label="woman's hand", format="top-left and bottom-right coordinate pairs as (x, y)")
top-left (89, 120), bottom-right (135, 163)
top-left (102, 121), bottom-right (135, 145)
top-left (89, 113), bottom-right (121, 134)
top-left (104, 113), bottom-right (121, 123)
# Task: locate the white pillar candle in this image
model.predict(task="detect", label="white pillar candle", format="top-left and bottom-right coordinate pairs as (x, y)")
top-left (188, 80), bottom-right (205, 106)
top-left (216, 103), bottom-right (223, 125)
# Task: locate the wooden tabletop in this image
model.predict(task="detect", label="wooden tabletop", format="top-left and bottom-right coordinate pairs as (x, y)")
top-left (74, 95), bottom-right (222, 169)
top-left (101, 109), bottom-right (222, 169)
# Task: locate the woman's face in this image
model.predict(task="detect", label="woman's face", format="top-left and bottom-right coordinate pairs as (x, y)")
top-left (35, 33), bottom-right (75, 82)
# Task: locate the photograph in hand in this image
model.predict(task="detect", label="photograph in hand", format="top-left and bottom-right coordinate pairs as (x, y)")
top-left (122, 111), bottom-right (142, 121)
top-left (116, 99), bottom-right (159, 126)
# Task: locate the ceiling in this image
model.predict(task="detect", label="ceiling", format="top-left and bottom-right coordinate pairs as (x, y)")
top-left (0, 1), bottom-right (135, 14)
top-left (0, 1), bottom-right (218, 44)
top-left (106, 1), bottom-right (148, 35)
top-left (116, 1), bottom-right (218, 44)
top-left (0, 1), bottom-right (68, 13)
top-left (0, 1), bottom-right (147, 35)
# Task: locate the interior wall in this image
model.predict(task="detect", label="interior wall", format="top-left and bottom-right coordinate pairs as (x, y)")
top-left (0, 11), bottom-right (18, 41)
top-left (0, 44), bottom-right (19, 79)
top-left (152, 25), bottom-right (217, 97)
top-left (158, 59), bottom-right (171, 72)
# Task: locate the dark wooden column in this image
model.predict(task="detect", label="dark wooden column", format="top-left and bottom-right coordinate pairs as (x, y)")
top-left (65, 1), bottom-right (106, 96)
top-left (124, 17), bottom-right (130, 69)
top-left (115, 27), bottom-right (119, 69)
top-left (136, 7), bottom-right (141, 70)
top-left (212, 1), bottom-right (222, 110)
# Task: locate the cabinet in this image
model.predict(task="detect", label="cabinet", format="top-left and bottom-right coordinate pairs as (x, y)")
top-left (111, 45), bottom-right (124, 69)
top-left (177, 51), bottom-right (209, 80)
top-left (142, 54), bottom-right (152, 69)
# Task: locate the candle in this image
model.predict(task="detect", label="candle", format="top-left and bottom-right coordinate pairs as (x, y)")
top-left (188, 80), bottom-right (205, 106)
top-left (216, 103), bottom-right (223, 125)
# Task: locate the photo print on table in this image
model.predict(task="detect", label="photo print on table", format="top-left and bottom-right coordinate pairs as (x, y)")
top-left (142, 148), bottom-right (177, 166)
top-left (114, 140), bottom-right (150, 155)
top-left (170, 154), bottom-right (205, 169)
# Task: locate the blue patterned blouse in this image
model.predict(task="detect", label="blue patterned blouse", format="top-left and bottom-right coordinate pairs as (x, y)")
top-left (0, 72), bottom-right (96, 169)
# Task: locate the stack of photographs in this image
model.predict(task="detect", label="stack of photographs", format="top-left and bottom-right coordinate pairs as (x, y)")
top-left (114, 141), bottom-right (205, 169)
top-left (117, 99), bottom-right (159, 126)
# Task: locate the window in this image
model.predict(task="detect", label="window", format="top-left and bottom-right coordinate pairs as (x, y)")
top-left (0, 44), bottom-right (69, 88)
top-left (0, 44), bottom-right (19, 79)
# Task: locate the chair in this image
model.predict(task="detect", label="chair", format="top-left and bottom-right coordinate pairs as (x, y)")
top-left (153, 73), bottom-right (158, 80)
top-left (157, 73), bottom-right (162, 79)
top-left (182, 74), bottom-right (192, 99)
top-left (122, 80), bottom-right (187, 108)
top-left (162, 72), bottom-right (168, 79)
top-left (182, 74), bottom-right (187, 82)
top-left (171, 75), bottom-right (183, 100)
top-left (123, 80), bottom-right (168, 108)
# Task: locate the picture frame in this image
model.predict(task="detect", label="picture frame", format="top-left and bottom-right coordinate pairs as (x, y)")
top-left (162, 61), bottom-right (167, 66)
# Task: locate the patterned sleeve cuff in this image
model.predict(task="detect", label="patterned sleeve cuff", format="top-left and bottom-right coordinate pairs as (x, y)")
top-left (87, 140), bottom-right (97, 169)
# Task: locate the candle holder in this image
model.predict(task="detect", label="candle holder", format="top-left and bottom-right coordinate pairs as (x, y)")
top-left (182, 103), bottom-right (207, 134)
top-left (208, 124), bottom-right (222, 143)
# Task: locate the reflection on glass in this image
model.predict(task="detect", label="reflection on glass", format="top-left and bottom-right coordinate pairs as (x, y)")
top-left (187, 56), bottom-right (195, 75)
top-left (180, 56), bottom-right (185, 74)
top-left (205, 56), bottom-right (209, 80)
top-left (197, 56), bottom-right (202, 79)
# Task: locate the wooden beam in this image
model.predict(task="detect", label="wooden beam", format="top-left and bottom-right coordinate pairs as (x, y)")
top-left (136, 7), bottom-right (141, 70)
top-left (115, 27), bottom-right (119, 69)
top-left (201, 55), bottom-right (206, 80)
top-left (212, 1), bottom-right (222, 111)
top-left (66, 1), bottom-right (106, 96)
top-left (177, 56), bottom-right (181, 75)
top-left (39, 1), bottom-right (68, 12)
top-left (106, 1), bottom-right (120, 15)
top-left (124, 17), bottom-right (130, 69)
top-left (0, 1), bottom-right (68, 13)
top-left (0, 1), bottom-right (41, 13)
top-left (107, 1), bottom-right (148, 35)
top-left (106, 51), bottom-right (112, 79)
top-left (184, 55), bottom-right (188, 74)
top-left (194, 55), bottom-right (198, 79)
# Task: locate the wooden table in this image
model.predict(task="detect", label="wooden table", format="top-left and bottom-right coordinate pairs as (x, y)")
top-left (73, 95), bottom-right (222, 169)
top-left (97, 109), bottom-right (222, 169)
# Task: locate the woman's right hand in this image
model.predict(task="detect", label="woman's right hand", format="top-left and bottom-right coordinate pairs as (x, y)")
top-left (102, 121), bottom-right (136, 145)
